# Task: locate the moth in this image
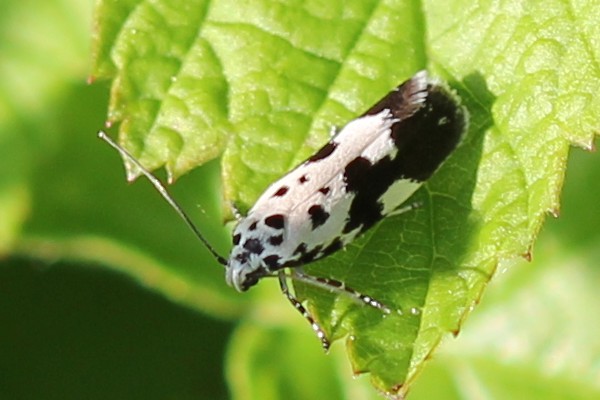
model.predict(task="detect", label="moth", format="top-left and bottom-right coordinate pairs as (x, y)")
top-left (100, 70), bottom-right (468, 350)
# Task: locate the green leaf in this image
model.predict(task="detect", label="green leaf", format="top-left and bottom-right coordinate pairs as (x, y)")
top-left (91, 0), bottom-right (600, 396)
top-left (411, 252), bottom-right (600, 400)
top-left (410, 146), bottom-right (600, 400)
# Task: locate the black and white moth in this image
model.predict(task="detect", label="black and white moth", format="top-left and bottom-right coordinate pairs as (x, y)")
top-left (100, 70), bottom-right (468, 350)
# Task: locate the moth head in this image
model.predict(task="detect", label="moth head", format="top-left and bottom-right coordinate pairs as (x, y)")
top-left (226, 214), bottom-right (285, 292)
top-left (225, 246), bottom-right (269, 292)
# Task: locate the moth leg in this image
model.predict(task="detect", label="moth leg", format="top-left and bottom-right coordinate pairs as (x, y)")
top-left (291, 270), bottom-right (391, 314)
top-left (278, 270), bottom-right (330, 351)
top-left (388, 201), bottom-right (422, 217)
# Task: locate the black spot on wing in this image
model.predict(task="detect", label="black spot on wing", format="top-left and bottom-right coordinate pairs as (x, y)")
top-left (321, 237), bottom-right (343, 258)
top-left (343, 154), bottom-right (400, 234)
top-left (300, 245), bottom-right (322, 264)
top-left (268, 234), bottom-right (284, 246)
top-left (249, 221), bottom-right (258, 231)
top-left (308, 204), bottom-right (329, 230)
top-left (343, 157), bottom-right (372, 192)
top-left (294, 243), bottom-right (307, 256)
top-left (343, 193), bottom-right (384, 234)
top-left (263, 255), bottom-right (281, 269)
top-left (288, 243), bottom-right (322, 267)
top-left (307, 141), bottom-right (338, 162)
top-left (272, 186), bottom-right (289, 197)
top-left (318, 186), bottom-right (330, 195)
top-left (233, 233), bottom-right (241, 245)
top-left (264, 214), bottom-right (285, 229)
top-left (298, 175), bottom-right (309, 184)
top-left (243, 238), bottom-right (265, 255)
top-left (287, 238), bottom-right (343, 267)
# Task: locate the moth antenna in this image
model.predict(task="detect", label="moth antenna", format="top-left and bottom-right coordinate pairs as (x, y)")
top-left (98, 131), bottom-right (228, 266)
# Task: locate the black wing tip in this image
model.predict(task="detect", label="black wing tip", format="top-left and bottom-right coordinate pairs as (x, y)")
top-left (363, 70), bottom-right (469, 131)
top-left (425, 75), bottom-right (470, 145)
top-left (379, 71), bottom-right (470, 182)
top-left (400, 71), bottom-right (470, 148)
top-left (427, 72), bottom-right (468, 126)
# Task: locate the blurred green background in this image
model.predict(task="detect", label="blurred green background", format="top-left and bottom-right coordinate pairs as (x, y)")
top-left (1, 0), bottom-right (599, 399)
top-left (0, 0), bottom-right (234, 398)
